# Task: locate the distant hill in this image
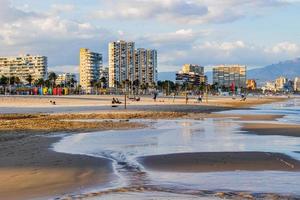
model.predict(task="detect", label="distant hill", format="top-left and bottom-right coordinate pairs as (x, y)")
top-left (248, 58), bottom-right (300, 83)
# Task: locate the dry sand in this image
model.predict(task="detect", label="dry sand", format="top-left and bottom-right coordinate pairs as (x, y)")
top-left (138, 152), bottom-right (300, 172)
top-left (0, 95), bottom-right (288, 114)
top-left (0, 135), bottom-right (113, 200)
top-left (241, 123), bottom-right (300, 137)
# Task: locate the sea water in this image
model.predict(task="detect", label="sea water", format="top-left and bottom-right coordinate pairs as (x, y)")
top-left (53, 98), bottom-right (300, 199)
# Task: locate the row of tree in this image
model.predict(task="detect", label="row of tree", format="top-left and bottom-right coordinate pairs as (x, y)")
top-left (0, 72), bottom-right (77, 88)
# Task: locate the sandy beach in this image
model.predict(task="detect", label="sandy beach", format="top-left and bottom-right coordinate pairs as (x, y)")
top-left (138, 152), bottom-right (300, 172)
top-left (0, 95), bottom-right (287, 114)
top-left (0, 95), bottom-right (298, 199)
top-left (0, 135), bottom-right (113, 200)
top-left (241, 123), bottom-right (300, 137)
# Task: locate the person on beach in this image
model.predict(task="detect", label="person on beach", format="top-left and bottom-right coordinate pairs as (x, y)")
top-left (172, 93), bottom-right (176, 102)
top-left (153, 92), bottom-right (158, 102)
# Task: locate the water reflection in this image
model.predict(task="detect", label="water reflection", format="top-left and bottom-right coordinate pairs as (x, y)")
top-left (54, 98), bottom-right (300, 196)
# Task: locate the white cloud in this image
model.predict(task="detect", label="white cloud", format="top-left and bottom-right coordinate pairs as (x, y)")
top-left (92, 0), bottom-right (293, 24)
top-left (265, 42), bottom-right (299, 54)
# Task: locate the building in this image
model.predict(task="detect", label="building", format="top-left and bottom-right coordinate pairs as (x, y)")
top-left (262, 81), bottom-right (276, 92)
top-left (246, 79), bottom-right (257, 90)
top-left (176, 64), bottom-right (206, 86)
top-left (56, 73), bottom-right (76, 86)
top-left (213, 65), bottom-right (246, 89)
top-left (275, 76), bottom-right (287, 91)
top-left (79, 48), bottom-right (102, 93)
top-left (108, 40), bottom-right (135, 88)
top-left (135, 48), bottom-right (157, 86)
top-left (0, 54), bottom-right (47, 83)
top-left (294, 77), bottom-right (300, 92)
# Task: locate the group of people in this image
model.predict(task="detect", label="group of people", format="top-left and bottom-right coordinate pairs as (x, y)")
top-left (112, 98), bottom-right (122, 104)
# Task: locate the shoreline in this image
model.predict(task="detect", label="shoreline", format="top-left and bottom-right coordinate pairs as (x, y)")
top-left (0, 95), bottom-right (296, 199)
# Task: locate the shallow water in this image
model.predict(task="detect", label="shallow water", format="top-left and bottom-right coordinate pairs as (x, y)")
top-left (53, 98), bottom-right (300, 199)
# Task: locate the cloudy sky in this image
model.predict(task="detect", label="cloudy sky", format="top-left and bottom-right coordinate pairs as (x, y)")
top-left (1, 0), bottom-right (300, 73)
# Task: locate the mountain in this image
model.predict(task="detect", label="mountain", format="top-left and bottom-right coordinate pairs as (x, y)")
top-left (248, 58), bottom-right (300, 83)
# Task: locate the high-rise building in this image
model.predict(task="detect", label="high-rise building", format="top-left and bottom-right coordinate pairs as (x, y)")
top-left (0, 54), bottom-right (47, 83)
top-left (213, 65), bottom-right (247, 88)
top-left (275, 76), bottom-right (287, 91)
top-left (108, 40), bottom-right (135, 87)
top-left (294, 77), bottom-right (300, 92)
top-left (56, 73), bottom-right (77, 86)
top-left (135, 48), bottom-right (157, 85)
top-left (176, 64), bottom-right (206, 86)
top-left (79, 48), bottom-right (102, 93)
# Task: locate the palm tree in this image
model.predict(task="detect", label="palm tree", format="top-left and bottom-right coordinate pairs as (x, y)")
top-left (26, 74), bottom-right (33, 86)
top-left (34, 78), bottom-right (45, 87)
top-left (0, 76), bottom-right (8, 86)
top-left (48, 72), bottom-right (57, 87)
top-left (100, 77), bottom-right (107, 89)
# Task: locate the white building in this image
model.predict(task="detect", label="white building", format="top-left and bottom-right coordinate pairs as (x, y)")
top-left (262, 81), bottom-right (276, 92)
top-left (108, 40), bottom-right (135, 88)
top-left (0, 54), bottom-right (47, 83)
top-left (56, 73), bottom-right (77, 86)
top-left (79, 48), bottom-right (102, 93)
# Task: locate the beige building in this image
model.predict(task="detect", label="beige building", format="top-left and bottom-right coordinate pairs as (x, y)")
top-left (181, 64), bottom-right (204, 74)
top-left (0, 54), bottom-right (47, 83)
top-left (79, 48), bottom-right (102, 93)
top-left (56, 73), bottom-right (76, 86)
top-left (176, 64), bottom-right (206, 86)
top-left (135, 48), bottom-right (157, 85)
top-left (213, 65), bottom-right (247, 88)
top-left (294, 77), bottom-right (300, 91)
top-left (275, 76), bottom-right (287, 91)
top-left (246, 79), bottom-right (257, 90)
top-left (108, 40), bottom-right (135, 87)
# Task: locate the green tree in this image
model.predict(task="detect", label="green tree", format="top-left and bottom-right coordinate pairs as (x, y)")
top-left (26, 74), bottom-right (33, 86)
top-left (48, 72), bottom-right (57, 87)
top-left (34, 78), bottom-right (45, 87)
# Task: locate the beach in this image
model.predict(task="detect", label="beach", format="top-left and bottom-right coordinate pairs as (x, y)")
top-left (1, 95), bottom-right (300, 200)
top-left (139, 152), bottom-right (300, 172)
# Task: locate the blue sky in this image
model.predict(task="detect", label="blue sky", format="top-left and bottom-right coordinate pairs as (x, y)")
top-left (1, 0), bottom-right (300, 73)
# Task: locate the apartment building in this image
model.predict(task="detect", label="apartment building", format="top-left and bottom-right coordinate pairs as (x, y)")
top-left (294, 77), bottom-right (300, 92)
top-left (213, 65), bottom-right (247, 88)
top-left (176, 64), bottom-right (206, 86)
top-left (135, 48), bottom-right (157, 85)
top-left (108, 41), bottom-right (135, 87)
top-left (0, 54), bottom-right (47, 83)
top-left (275, 76), bottom-right (287, 91)
top-left (56, 73), bottom-right (77, 86)
top-left (79, 48), bottom-right (102, 93)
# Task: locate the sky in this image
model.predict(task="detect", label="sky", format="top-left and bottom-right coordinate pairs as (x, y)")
top-left (0, 0), bottom-right (300, 73)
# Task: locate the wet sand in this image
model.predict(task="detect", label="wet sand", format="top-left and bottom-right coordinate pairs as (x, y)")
top-left (241, 123), bottom-right (300, 137)
top-left (0, 135), bottom-right (113, 200)
top-left (139, 152), bottom-right (300, 172)
top-left (192, 113), bottom-right (285, 121)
